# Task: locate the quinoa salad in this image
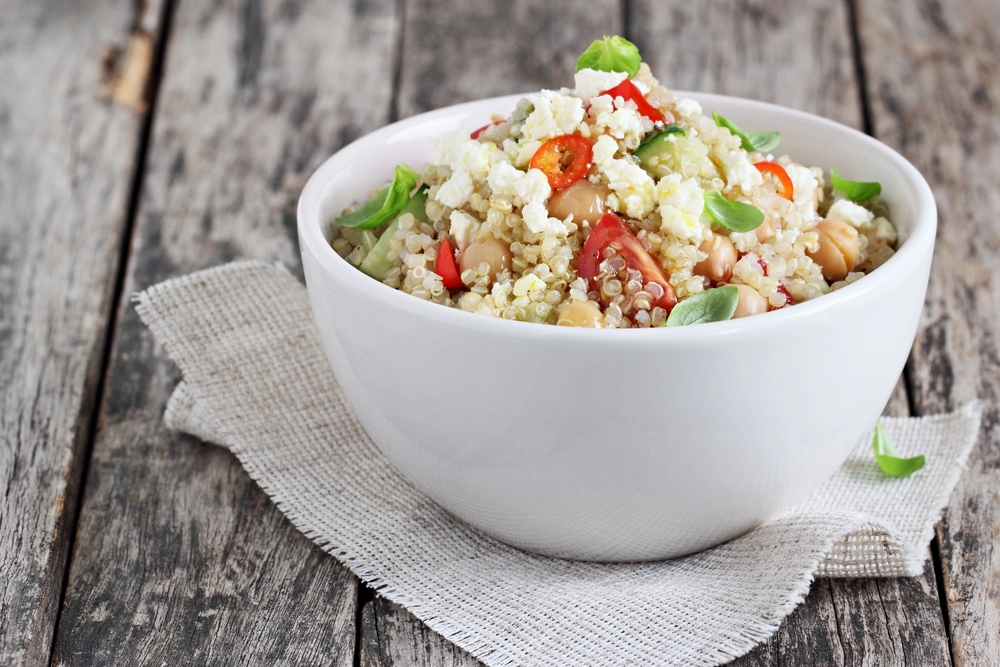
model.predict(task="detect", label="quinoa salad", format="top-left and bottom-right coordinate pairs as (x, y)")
top-left (329, 37), bottom-right (897, 328)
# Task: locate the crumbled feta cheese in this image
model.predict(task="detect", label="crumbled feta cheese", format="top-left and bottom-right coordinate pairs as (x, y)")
top-left (721, 151), bottom-right (763, 194)
top-left (435, 170), bottom-right (473, 208)
top-left (434, 139), bottom-right (509, 208)
top-left (573, 68), bottom-right (628, 103)
top-left (598, 156), bottom-right (656, 220)
top-left (588, 95), bottom-right (644, 142)
top-left (512, 273), bottom-right (546, 297)
top-left (828, 198), bottom-right (874, 229)
top-left (513, 168), bottom-right (551, 205)
top-left (675, 98), bottom-right (702, 118)
top-left (449, 210), bottom-right (480, 251)
top-left (487, 162), bottom-right (522, 199)
top-left (655, 174), bottom-right (708, 242)
top-left (432, 128), bottom-right (471, 167)
top-left (592, 134), bottom-right (619, 168)
top-left (873, 216), bottom-right (897, 243)
top-left (521, 202), bottom-right (551, 233)
top-left (521, 90), bottom-right (585, 142)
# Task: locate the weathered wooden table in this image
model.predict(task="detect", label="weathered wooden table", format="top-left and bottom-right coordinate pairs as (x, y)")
top-left (2, 0), bottom-right (997, 664)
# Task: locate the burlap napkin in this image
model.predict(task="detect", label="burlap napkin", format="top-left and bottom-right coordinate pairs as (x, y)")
top-left (135, 261), bottom-right (981, 667)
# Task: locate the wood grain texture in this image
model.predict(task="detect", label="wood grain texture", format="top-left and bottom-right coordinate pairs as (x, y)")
top-left (631, 0), bottom-right (861, 120)
top-left (395, 0), bottom-right (621, 119)
top-left (361, 598), bottom-right (484, 667)
top-left (0, 0), bottom-right (164, 663)
top-left (858, 0), bottom-right (1000, 663)
top-left (52, 0), bottom-right (403, 663)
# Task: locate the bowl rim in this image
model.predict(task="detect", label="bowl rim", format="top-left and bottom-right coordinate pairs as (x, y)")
top-left (298, 91), bottom-right (936, 342)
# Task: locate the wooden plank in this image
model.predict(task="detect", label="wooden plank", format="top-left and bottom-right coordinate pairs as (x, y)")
top-left (857, 0), bottom-right (1000, 663)
top-left (361, 598), bottom-right (484, 667)
top-left (0, 0), bottom-right (166, 663)
top-left (51, 0), bottom-right (402, 663)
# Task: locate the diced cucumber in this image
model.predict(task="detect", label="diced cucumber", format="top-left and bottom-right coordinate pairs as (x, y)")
top-left (633, 125), bottom-right (686, 174)
top-left (359, 185), bottom-right (428, 280)
top-left (359, 219), bottom-right (399, 280)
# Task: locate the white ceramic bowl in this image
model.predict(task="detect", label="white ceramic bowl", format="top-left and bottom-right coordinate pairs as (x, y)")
top-left (298, 92), bottom-right (936, 561)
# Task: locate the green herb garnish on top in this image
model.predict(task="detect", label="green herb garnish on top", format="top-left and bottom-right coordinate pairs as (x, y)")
top-left (872, 419), bottom-right (925, 477)
top-left (336, 164), bottom-right (420, 229)
top-left (665, 285), bottom-right (739, 327)
top-left (576, 36), bottom-right (641, 78)
top-left (712, 111), bottom-right (781, 153)
top-left (830, 168), bottom-right (882, 203)
top-left (704, 191), bottom-right (765, 232)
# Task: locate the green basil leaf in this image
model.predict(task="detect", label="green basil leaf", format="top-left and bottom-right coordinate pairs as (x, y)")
top-left (830, 167), bottom-right (882, 203)
top-left (336, 164), bottom-right (420, 229)
top-left (872, 419), bottom-right (925, 478)
top-left (576, 36), bottom-right (641, 78)
top-left (704, 191), bottom-right (764, 232)
top-left (402, 184), bottom-right (429, 223)
top-left (665, 285), bottom-right (739, 327)
top-left (712, 111), bottom-right (781, 153)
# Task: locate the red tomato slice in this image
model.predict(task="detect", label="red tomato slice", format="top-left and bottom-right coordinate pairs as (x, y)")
top-left (529, 134), bottom-right (593, 190)
top-left (435, 237), bottom-right (464, 289)
top-left (754, 161), bottom-right (794, 201)
top-left (598, 79), bottom-right (665, 124)
top-left (579, 212), bottom-right (677, 312)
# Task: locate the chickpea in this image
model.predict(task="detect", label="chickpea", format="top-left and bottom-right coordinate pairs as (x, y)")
top-left (806, 218), bottom-right (860, 282)
top-left (731, 284), bottom-right (768, 318)
top-left (755, 214), bottom-right (775, 243)
top-left (459, 237), bottom-right (512, 282)
top-left (547, 180), bottom-right (612, 225)
top-left (694, 234), bottom-right (737, 284)
top-left (557, 300), bottom-right (603, 328)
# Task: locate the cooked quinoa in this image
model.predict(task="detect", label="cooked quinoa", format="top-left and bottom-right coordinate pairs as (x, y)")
top-left (329, 59), bottom-right (897, 328)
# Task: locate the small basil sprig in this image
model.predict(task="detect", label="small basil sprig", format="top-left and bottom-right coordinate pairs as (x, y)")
top-left (872, 419), bottom-right (925, 477)
top-left (336, 164), bottom-right (420, 229)
top-left (665, 285), bottom-right (739, 327)
top-left (831, 168), bottom-right (882, 202)
top-left (576, 36), bottom-right (641, 78)
top-left (704, 191), bottom-right (764, 232)
top-left (712, 111), bottom-right (781, 153)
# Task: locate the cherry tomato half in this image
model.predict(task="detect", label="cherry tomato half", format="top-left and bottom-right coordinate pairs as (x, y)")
top-left (529, 134), bottom-right (593, 190)
top-left (598, 79), bottom-right (666, 124)
top-left (754, 161), bottom-right (794, 201)
top-left (579, 212), bottom-right (677, 312)
top-left (435, 237), bottom-right (464, 289)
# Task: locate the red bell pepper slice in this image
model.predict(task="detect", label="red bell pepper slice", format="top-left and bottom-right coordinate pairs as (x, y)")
top-left (598, 79), bottom-right (665, 124)
top-left (529, 134), bottom-right (594, 190)
top-left (754, 161), bottom-right (794, 201)
top-left (435, 237), bottom-right (464, 290)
